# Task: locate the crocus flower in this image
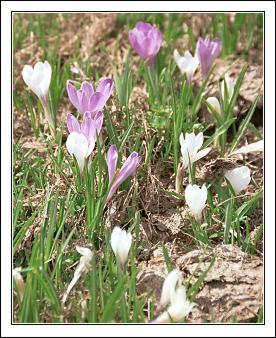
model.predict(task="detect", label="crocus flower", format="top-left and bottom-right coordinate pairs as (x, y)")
top-left (206, 97), bottom-right (221, 115)
top-left (106, 145), bottom-right (142, 202)
top-left (185, 184), bottom-right (207, 223)
top-left (67, 78), bottom-right (114, 116)
top-left (62, 246), bottom-right (93, 304)
top-left (13, 268), bottom-right (25, 301)
top-left (179, 132), bottom-right (211, 169)
top-left (110, 226), bottom-right (132, 267)
top-left (22, 60), bottom-right (55, 133)
top-left (153, 270), bottom-right (194, 323)
top-left (173, 49), bottom-right (199, 84)
top-left (221, 73), bottom-right (234, 102)
top-left (22, 60), bottom-right (52, 101)
top-left (196, 37), bottom-right (222, 77)
top-left (128, 21), bottom-right (162, 66)
top-left (66, 112), bottom-right (99, 171)
top-left (160, 269), bottom-right (183, 308)
top-left (224, 166), bottom-right (251, 194)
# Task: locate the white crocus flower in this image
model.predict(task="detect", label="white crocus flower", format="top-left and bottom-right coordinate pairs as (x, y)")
top-left (185, 184), bottom-right (207, 223)
top-left (153, 271), bottom-right (194, 323)
top-left (13, 268), bottom-right (25, 300)
top-left (110, 226), bottom-right (132, 267)
top-left (221, 73), bottom-right (234, 102)
top-left (22, 60), bottom-right (55, 133)
top-left (174, 49), bottom-right (199, 84)
top-left (22, 60), bottom-right (52, 100)
top-left (160, 269), bottom-right (183, 307)
top-left (179, 132), bottom-right (211, 169)
top-left (66, 131), bottom-right (95, 172)
top-left (62, 246), bottom-right (93, 304)
top-left (224, 166), bottom-right (251, 194)
top-left (206, 96), bottom-right (221, 115)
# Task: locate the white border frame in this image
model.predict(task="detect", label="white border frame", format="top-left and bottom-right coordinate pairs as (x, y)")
top-left (1, 1), bottom-right (275, 337)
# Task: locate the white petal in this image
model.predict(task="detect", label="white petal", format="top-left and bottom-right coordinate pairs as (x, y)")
top-left (110, 227), bottom-right (132, 265)
top-left (185, 184), bottom-right (207, 217)
top-left (160, 269), bottom-right (182, 307)
top-left (224, 166), bottom-right (251, 194)
top-left (66, 132), bottom-right (89, 171)
top-left (194, 132), bottom-right (204, 152)
top-left (206, 97), bottom-right (221, 115)
top-left (193, 147), bottom-right (211, 162)
top-left (221, 74), bottom-right (234, 102)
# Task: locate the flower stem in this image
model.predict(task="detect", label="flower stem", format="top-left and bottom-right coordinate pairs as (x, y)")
top-left (41, 97), bottom-right (56, 137)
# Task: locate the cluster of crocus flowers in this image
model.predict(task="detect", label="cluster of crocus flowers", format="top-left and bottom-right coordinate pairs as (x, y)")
top-left (173, 49), bottom-right (199, 84)
top-left (110, 226), bottom-right (132, 268)
top-left (62, 246), bottom-right (93, 304)
top-left (106, 145), bottom-right (142, 202)
top-left (224, 166), bottom-right (251, 194)
top-left (185, 184), bottom-right (207, 223)
top-left (22, 60), bottom-right (55, 134)
top-left (128, 21), bottom-right (163, 67)
top-left (153, 269), bottom-right (194, 323)
top-left (66, 111), bottom-right (103, 171)
top-left (65, 78), bottom-right (113, 171)
top-left (179, 132), bottom-right (211, 170)
top-left (196, 37), bottom-right (222, 77)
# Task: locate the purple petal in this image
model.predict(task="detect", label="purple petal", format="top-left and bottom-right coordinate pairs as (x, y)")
top-left (81, 81), bottom-right (94, 98)
top-left (96, 78), bottom-right (114, 103)
top-left (88, 92), bottom-right (106, 116)
top-left (67, 81), bottom-right (79, 111)
top-left (67, 113), bottom-right (81, 133)
top-left (81, 112), bottom-right (97, 141)
top-left (107, 152), bottom-right (141, 202)
top-left (106, 145), bottom-right (118, 184)
top-left (136, 21), bottom-right (152, 35)
top-left (94, 111), bottom-right (103, 134)
top-left (79, 91), bottom-right (89, 114)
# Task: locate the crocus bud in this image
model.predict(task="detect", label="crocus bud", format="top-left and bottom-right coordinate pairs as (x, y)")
top-left (13, 268), bottom-right (25, 300)
top-left (206, 97), bottom-right (221, 115)
top-left (160, 269), bottom-right (183, 308)
top-left (175, 163), bottom-right (185, 193)
top-left (62, 246), bottom-right (93, 304)
top-left (196, 37), bottom-right (222, 77)
top-left (106, 145), bottom-right (142, 202)
top-left (128, 21), bottom-right (162, 66)
top-left (67, 78), bottom-right (113, 116)
top-left (224, 166), bottom-right (251, 194)
top-left (22, 60), bottom-right (55, 134)
top-left (110, 226), bottom-right (132, 267)
top-left (173, 49), bottom-right (199, 84)
top-left (221, 74), bottom-right (234, 102)
top-left (185, 184), bottom-right (207, 223)
top-left (22, 61), bottom-right (52, 101)
top-left (179, 132), bottom-right (211, 169)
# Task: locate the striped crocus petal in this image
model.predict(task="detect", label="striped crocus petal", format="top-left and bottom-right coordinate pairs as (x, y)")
top-left (67, 113), bottom-right (81, 133)
top-left (107, 152), bottom-right (142, 202)
top-left (106, 144), bottom-right (118, 184)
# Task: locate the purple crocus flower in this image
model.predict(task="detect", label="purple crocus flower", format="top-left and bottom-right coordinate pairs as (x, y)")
top-left (106, 145), bottom-right (142, 202)
top-left (196, 37), bottom-right (222, 77)
top-left (128, 21), bottom-right (163, 66)
top-left (67, 78), bottom-right (114, 117)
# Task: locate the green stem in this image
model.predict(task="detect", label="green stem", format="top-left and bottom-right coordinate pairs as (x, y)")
top-left (41, 97), bottom-right (56, 137)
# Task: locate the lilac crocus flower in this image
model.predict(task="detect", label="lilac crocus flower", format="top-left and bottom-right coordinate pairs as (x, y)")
top-left (66, 112), bottom-right (102, 171)
top-left (67, 78), bottom-right (114, 117)
top-left (128, 21), bottom-right (162, 66)
top-left (106, 145), bottom-right (142, 202)
top-left (196, 37), bottom-right (222, 77)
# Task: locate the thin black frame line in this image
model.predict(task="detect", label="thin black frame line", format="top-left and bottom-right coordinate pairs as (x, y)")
top-left (9, 10), bottom-right (265, 327)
